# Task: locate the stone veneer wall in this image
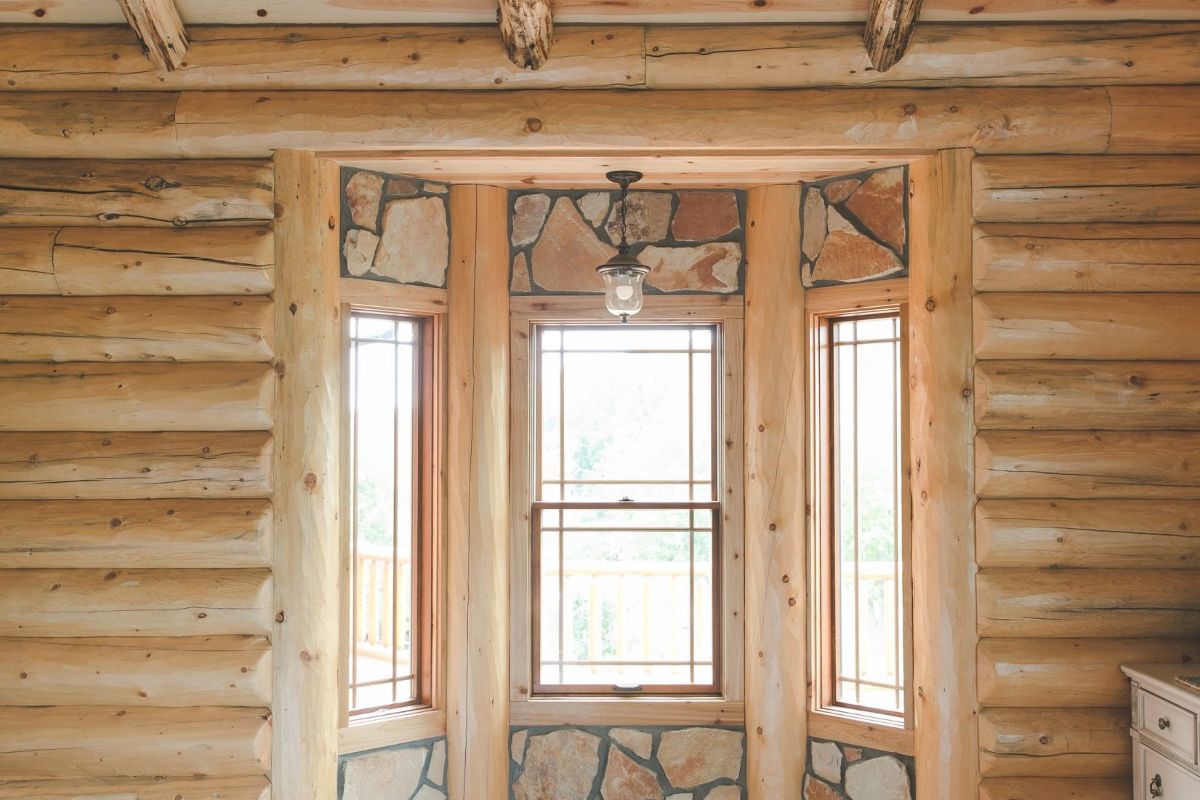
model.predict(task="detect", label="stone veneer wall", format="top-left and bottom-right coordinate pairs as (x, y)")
top-left (509, 189), bottom-right (746, 294)
top-left (800, 166), bottom-right (908, 288)
top-left (803, 738), bottom-right (914, 800)
top-left (510, 725), bottom-right (746, 800)
top-left (339, 735), bottom-right (448, 800)
top-left (341, 167), bottom-right (451, 287)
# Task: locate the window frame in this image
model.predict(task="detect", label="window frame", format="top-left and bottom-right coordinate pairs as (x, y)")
top-left (806, 279), bottom-right (914, 735)
top-left (508, 295), bottom-right (745, 716)
top-left (337, 279), bottom-right (447, 750)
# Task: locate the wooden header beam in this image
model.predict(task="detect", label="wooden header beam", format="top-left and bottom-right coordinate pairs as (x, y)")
top-left (117, 0), bottom-right (188, 72)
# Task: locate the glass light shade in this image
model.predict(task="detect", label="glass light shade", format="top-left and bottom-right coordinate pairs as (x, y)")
top-left (598, 266), bottom-right (648, 320)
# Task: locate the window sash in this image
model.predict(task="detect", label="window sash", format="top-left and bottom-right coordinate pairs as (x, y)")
top-left (529, 323), bottom-right (723, 696)
top-left (813, 308), bottom-right (910, 722)
top-left (344, 311), bottom-right (436, 721)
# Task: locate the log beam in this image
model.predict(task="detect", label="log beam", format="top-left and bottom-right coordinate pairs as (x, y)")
top-left (864, 0), bottom-right (923, 72)
top-left (497, 0), bottom-right (553, 69)
top-left (117, 0), bottom-right (188, 72)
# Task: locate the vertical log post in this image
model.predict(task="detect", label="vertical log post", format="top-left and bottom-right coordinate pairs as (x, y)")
top-left (271, 150), bottom-right (341, 800)
top-left (908, 148), bottom-right (979, 798)
top-left (445, 185), bottom-right (510, 800)
top-left (744, 184), bottom-right (807, 799)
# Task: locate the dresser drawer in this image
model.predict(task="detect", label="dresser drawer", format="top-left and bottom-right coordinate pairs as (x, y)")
top-left (1138, 688), bottom-right (1198, 761)
top-left (1139, 743), bottom-right (1200, 799)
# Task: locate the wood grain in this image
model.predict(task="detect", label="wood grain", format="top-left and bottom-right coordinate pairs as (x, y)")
top-left (0, 431), bottom-right (273, 500)
top-left (0, 24), bottom-right (642, 91)
top-left (0, 705), bottom-right (270, 779)
top-left (0, 158), bottom-right (273, 226)
top-left (977, 567), bottom-right (1200, 638)
top-left (978, 637), bottom-right (1200, 708)
top-left (973, 223), bottom-right (1200, 293)
top-left (646, 23), bottom-right (1200, 88)
top-left (973, 156), bottom-right (1200, 223)
top-left (908, 150), bottom-right (978, 798)
top-left (0, 567), bottom-right (273, 637)
top-left (979, 707), bottom-right (1129, 778)
top-left (53, 226), bottom-right (275, 295)
top-left (117, 0), bottom-right (189, 72)
top-left (743, 184), bottom-right (807, 797)
top-left (977, 498), bottom-right (1200, 569)
top-left (270, 150), bottom-right (341, 800)
top-left (1108, 86), bottom-right (1200, 154)
top-left (0, 362), bottom-right (273, 432)
top-left (975, 360), bottom-right (1200, 430)
top-left (977, 431), bottom-right (1200, 500)
top-left (0, 295), bottom-right (273, 362)
top-left (0, 227), bottom-right (56, 294)
top-left (0, 635), bottom-right (271, 706)
top-left (0, 776), bottom-right (269, 800)
top-left (974, 293), bottom-right (1200, 360)
top-left (979, 777), bottom-right (1128, 800)
top-left (0, 498), bottom-right (272, 569)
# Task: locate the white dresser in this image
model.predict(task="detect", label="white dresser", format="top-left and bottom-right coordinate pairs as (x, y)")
top-left (1122, 664), bottom-right (1200, 799)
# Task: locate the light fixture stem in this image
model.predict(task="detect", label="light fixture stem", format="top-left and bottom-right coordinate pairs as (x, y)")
top-left (619, 180), bottom-right (629, 250)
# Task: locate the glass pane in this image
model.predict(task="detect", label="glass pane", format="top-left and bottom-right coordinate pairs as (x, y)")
top-left (348, 314), bottom-right (422, 717)
top-left (537, 508), bottom-right (716, 688)
top-left (830, 315), bottom-right (904, 716)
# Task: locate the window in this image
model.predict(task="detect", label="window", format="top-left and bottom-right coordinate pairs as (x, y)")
top-left (343, 311), bottom-right (435, 720)
top-left (810, 308), bottom-right (910, 721)
top-left (531, 324), bottom-right (721, 695)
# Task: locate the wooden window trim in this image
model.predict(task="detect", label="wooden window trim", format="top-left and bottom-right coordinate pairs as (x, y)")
top-left (509, 295), bottom-right (745, 712)
top-left (337, 280), bottom-right (448, 751)
top-left (806, 278), bottom-right (914, 732)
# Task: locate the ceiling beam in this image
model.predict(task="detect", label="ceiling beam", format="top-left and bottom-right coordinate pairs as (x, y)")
top-left (864, 0), bottom-right (923, 72)
top-left (497, 0), bottom-right (553, 69)
top-left (117, 0), bottom-right (188, 72)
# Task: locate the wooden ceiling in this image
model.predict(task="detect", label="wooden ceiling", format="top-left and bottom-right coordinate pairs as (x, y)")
top-left (2, 0), bottom-right (1197, 25)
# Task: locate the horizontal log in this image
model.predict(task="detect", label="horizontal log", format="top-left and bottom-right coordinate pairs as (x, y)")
top-left (0, 362), bottom-right (274, 432)
top-left (0, 158), bottom-right (273, 227)
top-left (53, 225), bottom-right (275, 295)
top-left (1108, 86), bottom-right (1200, 155)
top-left (977, 498), bottom-right (1200, 569)
top-left (978, 637), bottom-right (1200, 707)
top-left (977, 431), bottom-right (1200, 499)
top-left (0, 295), bottom-right (273, 362)
top-left (0, 24), bottom-right (644, 91)
top-left (979, 777), bottom-right (1128, 800)
top-left (0, 567), bottom-right (273, 637)
top-left (0, 635), bottom-right (271, 706)
top-left (975, 360), bottom-right (1200, 430)
top-left (977, 567), bottom-right (1200, 638)
top-left (646, 23), bottom-right (1200, 88)
top-left (6, 0), bottom-right (1200, 25)
top-left (0, 88), bottom-right (1120, 158)
top-left (0, 227), bottom-right (56, 294)
top-left (0, 705), bottom-right (270, 779)
top-left (973, 223), bottom-right (1200, 292)
top-left (0, 498), bottom-right (272, 568)
top-left (978, 707), bottom-right (1129, 778)
top-left (0, 775), bottom-right (269, 800)
top-left (973, 156), bottom-right (1200, 223)
top-left (974, 293), bottom-right (1200, 360)
top-left (0, 431), bottom-right (273, 499)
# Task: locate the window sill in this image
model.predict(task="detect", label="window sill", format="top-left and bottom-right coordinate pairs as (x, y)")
top-left (339, 707), bottom-right (446, 756)
top-left (511, 697), bottom-right (744, 727)
top-left (807, 708), bottom-right (914, 756)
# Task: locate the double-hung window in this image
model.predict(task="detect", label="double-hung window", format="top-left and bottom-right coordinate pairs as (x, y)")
top-left (530, 324), bottom-right (723, 695)
top-left (810, 303), bottom-right (911, 723)
top-left (342, 311), bottom-right (436, 721)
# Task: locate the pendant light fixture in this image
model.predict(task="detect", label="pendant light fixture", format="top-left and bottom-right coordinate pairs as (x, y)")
top-left (596, 170), bottom-right (650, 322)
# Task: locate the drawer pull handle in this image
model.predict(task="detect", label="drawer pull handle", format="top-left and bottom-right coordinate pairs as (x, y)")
top-left (1158, 716), bottom-right (1171, 731)
top-left (1149, 773), bottom-right (1163, 798)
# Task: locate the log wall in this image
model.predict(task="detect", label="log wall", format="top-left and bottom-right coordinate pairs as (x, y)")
top-left (1, 17), bottom-right (1198, 800)
top-left (972, 155), bottom-right (1200, 800)
top-left (0, 157), bottom-right (275, 798)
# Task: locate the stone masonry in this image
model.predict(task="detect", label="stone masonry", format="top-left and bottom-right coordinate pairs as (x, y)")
top-left (339, 736), bottom-right (448, 800)
top-left (800, 166), bottom-right (908, 288)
